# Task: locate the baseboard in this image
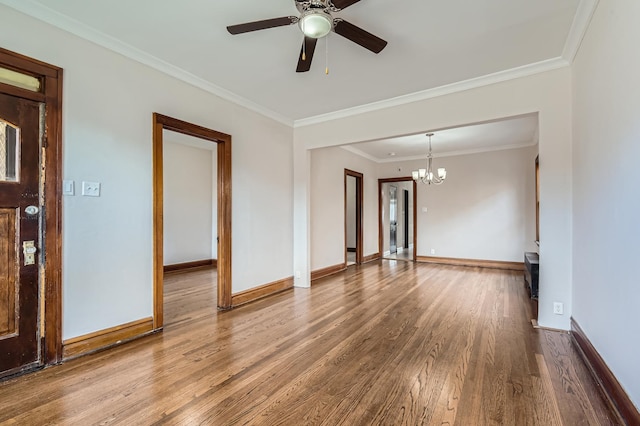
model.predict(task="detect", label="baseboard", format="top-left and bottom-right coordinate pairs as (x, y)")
top-left (311, 263), bottom-right (347, 281)
top-left (62, 317), bottom-right (155, 360)
top-left (571, 318), bottom-right (639, 425)
top-left (231, 276), bottom-right (293, 307)
top-left (164, 259), bottom-right (216, 273)
top-left (363, 253), bottom-right (381, 263)
top-left (415, 256), bottom-right (524, 271)
top-left (530, 319), bottom-right (568, 333)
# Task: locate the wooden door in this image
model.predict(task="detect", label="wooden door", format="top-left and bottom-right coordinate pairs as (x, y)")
top-left (0, 91), bottom-right (42, 376)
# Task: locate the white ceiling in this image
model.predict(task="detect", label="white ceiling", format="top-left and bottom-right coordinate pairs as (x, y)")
top-left (3, 0), bottom-right (584, 124)
top-left (2, 0), bottom-right (588, 158)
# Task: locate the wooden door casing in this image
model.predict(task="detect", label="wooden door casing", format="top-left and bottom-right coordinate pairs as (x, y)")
top-left (389, 185), bottom-right (397, 254)
top-left (378, 177), bottom-right (417, 261)
top-left (344, 169), bottom-right (363, 265)
top-left (0, 47), bottom-right (64, 367)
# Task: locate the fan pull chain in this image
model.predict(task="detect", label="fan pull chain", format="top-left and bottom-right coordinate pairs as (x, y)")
top-left (325, 35), bottom-right (329, 75)
top-left (302, 36), bottom-right (306, 61)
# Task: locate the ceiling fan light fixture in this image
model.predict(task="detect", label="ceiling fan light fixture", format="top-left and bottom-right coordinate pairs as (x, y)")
top-left (300, 10), bottom-right (333, 38)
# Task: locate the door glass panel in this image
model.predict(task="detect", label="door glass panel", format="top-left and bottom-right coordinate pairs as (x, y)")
top-left (0, 67), bottom-right (41, 92)
top-left (0, 120), bottom-right (19, 182)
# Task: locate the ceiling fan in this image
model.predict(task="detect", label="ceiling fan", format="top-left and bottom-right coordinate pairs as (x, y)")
top-left (227, 0), bottom-right (387, 72)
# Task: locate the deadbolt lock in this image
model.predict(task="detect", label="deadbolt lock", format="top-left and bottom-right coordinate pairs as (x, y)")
top-left (23, 241), bottom-right (37, 266)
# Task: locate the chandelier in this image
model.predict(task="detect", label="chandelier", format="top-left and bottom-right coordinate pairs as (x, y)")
top-left (412, 133), bottom-right (447, 185)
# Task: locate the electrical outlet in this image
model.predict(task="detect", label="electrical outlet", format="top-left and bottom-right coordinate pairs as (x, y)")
top-left (82, 181), bottom-right (101, 197)
top-left (295, 271), bottom-right (301, 279)
top-left (553, 302), bottom-right (564, 315)
top-left (430, 249), bottom-right (436, 255)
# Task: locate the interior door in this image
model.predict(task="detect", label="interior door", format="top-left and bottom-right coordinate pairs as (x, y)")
top-left (389, 185), bottom-right (397, 254)
top-left (0, 92), bottom-right (42, 376)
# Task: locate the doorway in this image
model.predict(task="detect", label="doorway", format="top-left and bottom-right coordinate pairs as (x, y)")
top-left (152, 114), bottom-right (232, 330)
top-left (344, 169), bottom-right (363, 266)
top-left (379, 177), bottom-right (416, 262)
top-left (389, 185), bottom-right (398, 254)
top-left (403, 189), bottom-right (409, 251)
top-left (162, 132), bottom-right (218, 325)
top-left (0, 48), bottom-right (63, 377)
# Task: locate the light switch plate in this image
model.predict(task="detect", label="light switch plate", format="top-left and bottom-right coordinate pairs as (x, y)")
top-left (82, 181), bottom-right (101, 197)
top-left (63, 180), bottom-right (75, 195)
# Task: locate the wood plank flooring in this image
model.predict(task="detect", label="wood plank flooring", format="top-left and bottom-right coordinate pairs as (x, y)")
top-left (0, 261), bottom-right (618, 425)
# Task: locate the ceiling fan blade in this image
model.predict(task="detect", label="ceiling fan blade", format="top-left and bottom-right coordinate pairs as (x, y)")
top-left (296, 37), bottom-right (318, 72)
top-left (227, 16), bottom-right (297, 35)
top-left (333, 20), bottom-right (387, 53)
top-left (331, 0), bottom-right (362, 10)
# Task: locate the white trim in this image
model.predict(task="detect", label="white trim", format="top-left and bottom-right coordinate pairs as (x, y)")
top-left (341, 141), bottom-right (537, 164)
top-left (294, 58), bottom-right (569, 127)
top-left (339, 145), bottom-right (380, 163)
top-left (0, 0), bottom-right (294, 127)
top-left (561, 0), bottom-right (600, 63)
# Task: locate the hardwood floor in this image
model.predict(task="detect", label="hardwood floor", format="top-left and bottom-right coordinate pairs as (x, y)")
top-left (0, 262), bottom-right (618, 425)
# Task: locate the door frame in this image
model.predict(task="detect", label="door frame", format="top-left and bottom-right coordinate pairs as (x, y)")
top-left (0, 48), bottom-right (64, 365)
top-left (389, 184), bottom-right (398, 254)
top-left (152, 114), bottom-right (232, 329)
top-left (344, 169), bottom-right (363, 265)
top-left (378, 177), bottom-right (417, 261)
top-left (403, 189), bottom-right (409, 249)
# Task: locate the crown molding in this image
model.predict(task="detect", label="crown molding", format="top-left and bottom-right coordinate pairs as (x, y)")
top-left (0, 0), bottom-right (294, 127)
top-left (341, 141), bottom-right (538, 164)
top-left (339, 145), bottom-right (380, 163)
top-left (294, 57), bottom-right (569, 128)
top-left (562, 0), bottom-right (600, 63)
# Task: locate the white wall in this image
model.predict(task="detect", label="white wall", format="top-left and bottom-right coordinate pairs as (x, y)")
top-left (163, 139), bottom-right (213, 265)
top-left (296, 68), bottom-right (572, 330)
top-left (311, 144), bottom-right (535, 269)
top-left (0, 6), bottom-right (293, 339)
top-left (379, 147), bottom-right (537, 261)
top-left (572, 0), bottom-right (640, 409)
top-left (310, 146), bottom-right (378, 270)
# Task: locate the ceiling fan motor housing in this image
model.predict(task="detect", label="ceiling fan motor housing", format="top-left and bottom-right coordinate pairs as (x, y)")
top-left (295, 0), bottom-right (334, 14)
top-left (299, 10), bottom-right (333, 38)
top-left (296, 0), bottom-right (335, 39)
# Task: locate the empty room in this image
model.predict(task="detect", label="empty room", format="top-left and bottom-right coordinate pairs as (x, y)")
top-left (0, 0), bottom-right (638, 424)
